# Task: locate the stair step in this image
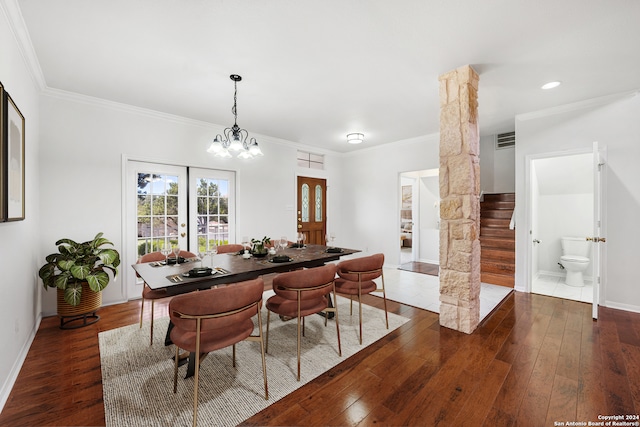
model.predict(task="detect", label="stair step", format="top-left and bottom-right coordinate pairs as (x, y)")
top-left (481, 272), bottom-right (514, 288)
top-left (480, 201), bottom-right (515, 211)
top-left (482, 193), bottom-right (515, 202)
top-left (480, 236), bottom-right (515, 250)
top-left (481, 209), bottom-right (513, 219)
top-left (481, 218), bottom-right (511, 228)
top-left (481, 261), bottom-right (515, 275)
top-left (481, 248), bottom-right (515, 262)
top-left (481, 227), bottom-right (515, 238)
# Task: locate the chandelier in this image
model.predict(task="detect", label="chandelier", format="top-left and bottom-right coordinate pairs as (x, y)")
top-left (208, 74), bottom-right (263, 159)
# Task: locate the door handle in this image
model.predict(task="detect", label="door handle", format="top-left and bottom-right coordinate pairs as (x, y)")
top-left (533, 239), bottom-right (540, 244)
top-left (298, 224), bottom-right (302, 229)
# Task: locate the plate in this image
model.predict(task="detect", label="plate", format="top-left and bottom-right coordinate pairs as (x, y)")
top-left (182, 267), bottom-right (214, 278)
top-left (326, 247), bottom-right (343, 253)
top-left (270, 256), bottom-right (293, 263)
top-left (166, 257), bottom-right (187, 265)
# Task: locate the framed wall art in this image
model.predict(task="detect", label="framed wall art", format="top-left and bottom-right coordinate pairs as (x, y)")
top-left (4, 91), bottom-right (25, 221)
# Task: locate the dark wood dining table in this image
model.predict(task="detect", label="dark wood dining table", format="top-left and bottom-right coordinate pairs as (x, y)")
top-left (131, 244), bottom-right (360, 295)
top-left (131, 244), bottom-right (360, 377)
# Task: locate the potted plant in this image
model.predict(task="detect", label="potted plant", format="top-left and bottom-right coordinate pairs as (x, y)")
top-left (39, 232), bottom-right (120, 327)
top-left (251, 236), bottom-right (271, 257)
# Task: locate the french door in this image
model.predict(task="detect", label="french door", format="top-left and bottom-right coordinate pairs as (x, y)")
top-left (125, 161), bottom-right (235, 300)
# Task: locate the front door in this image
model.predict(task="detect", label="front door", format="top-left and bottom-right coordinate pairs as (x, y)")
top-left (297, 176), bottom-right (327, 245)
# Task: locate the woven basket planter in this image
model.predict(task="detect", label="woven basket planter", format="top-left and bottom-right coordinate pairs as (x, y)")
top-left (56, 282), bottom-right (102, 329)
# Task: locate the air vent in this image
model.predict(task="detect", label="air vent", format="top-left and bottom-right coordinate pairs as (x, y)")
top-left (496, 131), bottom-right (516, 149)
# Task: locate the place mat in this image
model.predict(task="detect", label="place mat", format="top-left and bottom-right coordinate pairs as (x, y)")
top-left (99, 296), bottom-right (409, 427)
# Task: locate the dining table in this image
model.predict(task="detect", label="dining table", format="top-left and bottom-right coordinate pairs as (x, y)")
top-left (131, 244), bottom-right (360, 295)
top-left (131, 244), bottom-right (360, 377)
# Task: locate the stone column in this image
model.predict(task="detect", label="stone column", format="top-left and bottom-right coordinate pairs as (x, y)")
top-left (438, 65), bottom-right (480, 334)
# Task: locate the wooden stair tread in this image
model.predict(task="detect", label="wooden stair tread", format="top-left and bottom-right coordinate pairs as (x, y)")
top-left (480, 192), bottom-right (515, 288)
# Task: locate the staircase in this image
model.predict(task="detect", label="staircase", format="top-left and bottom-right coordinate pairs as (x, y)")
top-left (480, 193), bottom-right (515, 288)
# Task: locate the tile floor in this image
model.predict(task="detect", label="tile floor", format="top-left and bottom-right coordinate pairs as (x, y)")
top-left (531, 273), bottom-right (593, 303)
top-left (372, 267), bottom-right (513, 322)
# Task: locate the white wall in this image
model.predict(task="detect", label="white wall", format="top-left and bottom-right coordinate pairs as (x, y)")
top-left (340, 135), bottom-right (440, 265)
top-left (479, 134), bottom-right (515, 194)
top-left (515, 92), bottom-right (640, 312)
top-left (38, 94), bottom-right (343, 315)
top-left (418, 174), bottom-right (439, 264)
top-left (0, 2), bottom-right (41, 409)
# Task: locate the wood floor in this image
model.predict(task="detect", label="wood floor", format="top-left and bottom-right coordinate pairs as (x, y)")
top-left (1, 291), bottom-right (639, 426)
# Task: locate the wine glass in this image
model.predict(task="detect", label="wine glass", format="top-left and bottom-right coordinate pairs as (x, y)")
top-left (241, 236), bottom-right (250, 253)
top-left (198, 249), bottom-right (206, 268)
top-left (160, 247), bottom-right (171, 265)
top-left (297, 232), bottom-right (306, 248)
top-left (326, 232), bottom-right (336, 247)
top-left (208, 242), bottom-right (218, 267)
top-left (172, 245), bottom-right (181, 265)
top-left (280, 236), bottom-right (288, 251)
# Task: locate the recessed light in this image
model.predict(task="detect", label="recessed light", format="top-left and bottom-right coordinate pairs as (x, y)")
top-left (541, 81), bottom-right (561, 90)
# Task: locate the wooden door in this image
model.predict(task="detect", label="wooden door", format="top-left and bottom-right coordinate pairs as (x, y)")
top-left (297, 176), bottom-right (327, 245)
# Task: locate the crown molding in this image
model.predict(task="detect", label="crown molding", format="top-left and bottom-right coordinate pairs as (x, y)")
top-left (0, 0), bottom-right (46, 90)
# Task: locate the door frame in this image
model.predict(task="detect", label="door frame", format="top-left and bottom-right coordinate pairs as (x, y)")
top-left (524, 146), bottom-right (606, 315)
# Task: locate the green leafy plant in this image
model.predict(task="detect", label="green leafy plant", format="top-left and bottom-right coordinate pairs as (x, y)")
top-left (251, 236), bottom-right (271, 254)
top-left (38, 232), bottom-right (121, 306)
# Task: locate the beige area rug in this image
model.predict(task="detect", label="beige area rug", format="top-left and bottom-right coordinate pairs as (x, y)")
top-left (99, 295), bottom-right (409, 427)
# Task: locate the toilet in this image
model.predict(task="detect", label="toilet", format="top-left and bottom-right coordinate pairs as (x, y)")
top-left (560, 237), bottom-right (591, 287)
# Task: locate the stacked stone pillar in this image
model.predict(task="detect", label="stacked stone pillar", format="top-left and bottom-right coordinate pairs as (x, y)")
top-left (438, 65), bottom-right (480, 334)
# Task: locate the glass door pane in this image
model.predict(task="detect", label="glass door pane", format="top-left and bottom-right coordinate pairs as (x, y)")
top-left (125, 161), bottom-right (187, 299)
top-left (189, 168), bottom-right (236, 254)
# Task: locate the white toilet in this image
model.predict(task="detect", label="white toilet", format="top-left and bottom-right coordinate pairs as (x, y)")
top-left (560, 237), bottom-right (591, 287)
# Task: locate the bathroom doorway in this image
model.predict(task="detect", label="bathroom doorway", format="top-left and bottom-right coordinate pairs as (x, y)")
top-left (526, 143), bottom-right (606, 318)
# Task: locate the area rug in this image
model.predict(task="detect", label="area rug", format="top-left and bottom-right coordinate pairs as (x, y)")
top-left (99, 295), bottom-right (409, 427)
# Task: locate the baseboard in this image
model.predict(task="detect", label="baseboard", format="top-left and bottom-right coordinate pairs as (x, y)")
top-left (604, 300), bottom-right (640, 314)
top-left (418, 258), bottom-right (439, 265)
top-left (0, 313), bottom-right (42, 413)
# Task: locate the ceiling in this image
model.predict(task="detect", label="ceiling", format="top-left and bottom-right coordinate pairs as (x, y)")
top-left (15, 0), bottom-right (640, 153)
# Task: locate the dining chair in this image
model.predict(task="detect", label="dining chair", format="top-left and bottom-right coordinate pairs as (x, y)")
top-left (169, 278), bottom-right (268, 427)
top-left (216, 243), bottom-right (244, 254)
top-left (265, 264), bottom-right (340, 381)
top-left (138, 250), bottom-right (197, 346)
top-left (334, 253), bottom-right (388, 344)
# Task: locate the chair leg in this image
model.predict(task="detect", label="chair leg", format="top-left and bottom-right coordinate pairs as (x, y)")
top-left (296, 312), bottom-right (302, 381)
top-left (173, 345), bottom-right (179, 393)
top-left (381, 273), bottom-right (389, 329)
top-left (232, 344), bottom-right (236, 368)
top-left (149, 300), bottom-right (155, 346)
top-left (139, 297), bottom-right (145, 328)
top-left (265, 310), bottom-right (271, 353)
top-left (256, 305), bottom-right (269, 400)
top-left (333, 289), bottom-right (342, 356)
top-left (358, 288), bottom-right (363, 345)
top-left (193, 320), bottom-right (201, 427)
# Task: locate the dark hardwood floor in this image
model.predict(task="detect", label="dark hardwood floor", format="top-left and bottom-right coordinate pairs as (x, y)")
top-left (1, 291), bottom-right (639, 426)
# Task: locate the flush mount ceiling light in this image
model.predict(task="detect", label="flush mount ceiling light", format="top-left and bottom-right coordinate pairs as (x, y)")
top-left (347, 133), bottom-right (364, 144)
top-left (541, 81), bottom-right (562, 90)
top-left (208, 74), bottom-right (263, 159)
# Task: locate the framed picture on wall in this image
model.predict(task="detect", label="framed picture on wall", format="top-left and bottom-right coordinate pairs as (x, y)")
top-left (4, 91), bottom-right (25, 221)
top-left (0, 81), bottom-right (5, 222)
top-left (401, 185), bottom-right (412, 209)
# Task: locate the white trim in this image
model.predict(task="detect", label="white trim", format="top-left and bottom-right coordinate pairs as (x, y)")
top-left (0, 313), bottom-right (41, 413)
top-left (0, 0), bottom-right (47, 90)
top-left (605, 301), bottom-right (640, 314)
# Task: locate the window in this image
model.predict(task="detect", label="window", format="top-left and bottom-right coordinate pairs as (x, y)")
top-left (297, 150), bottom-right (324, 170)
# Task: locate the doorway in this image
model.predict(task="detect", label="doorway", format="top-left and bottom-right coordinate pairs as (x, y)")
top-left (398, 168), bottom-right (440, 268)
top-left (527, 144), bottom-right (606, 317)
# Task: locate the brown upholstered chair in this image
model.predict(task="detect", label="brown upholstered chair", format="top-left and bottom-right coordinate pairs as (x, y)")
top-left (169, 278), bottom-right (268, 427)
top-left (265, 264), bottom-right (340, 381)
top-left (138, 250), bottom-right (197, 346)
top-left (216, 243), bottom-right (244, 254)
top-left (334, 253), bottom-right (388, 344)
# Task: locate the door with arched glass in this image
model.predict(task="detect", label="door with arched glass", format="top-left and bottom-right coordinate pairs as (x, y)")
top-left (297, 176), bottom-right (326, 245)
